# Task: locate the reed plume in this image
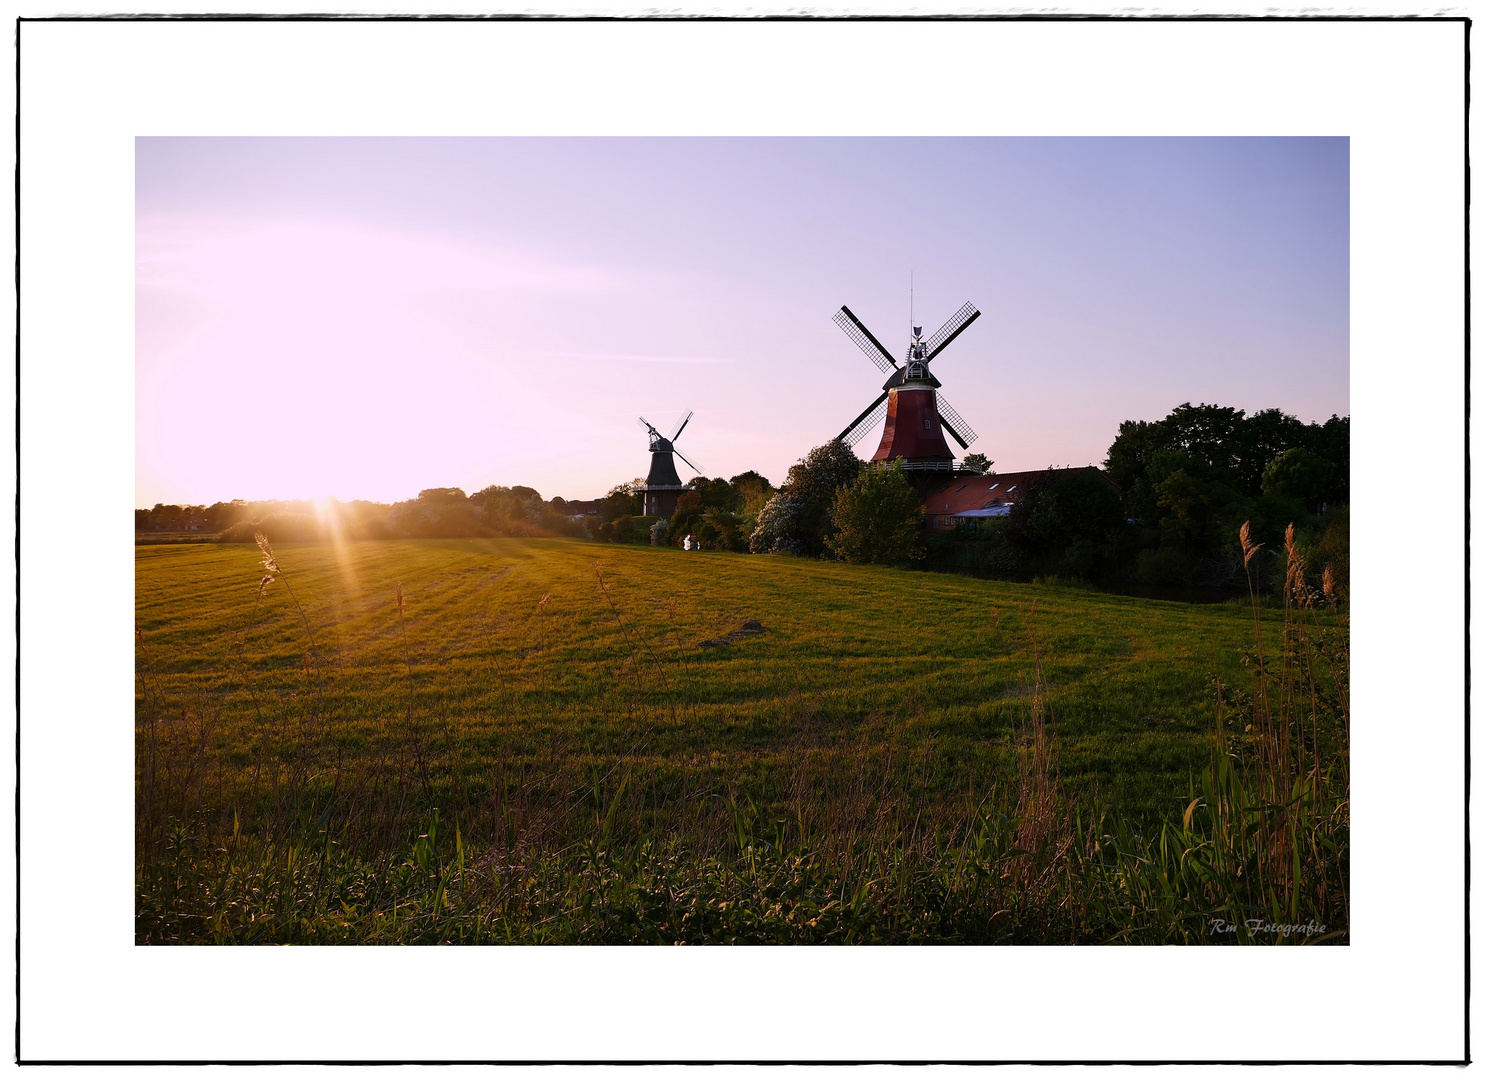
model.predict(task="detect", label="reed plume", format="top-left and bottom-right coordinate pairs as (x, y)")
top-left (253, 531), bottom-right (319, 671)
top-left (1239, 520), bottom-right (1263, 569)
top-left (254, 532), bottom-right (281, 574)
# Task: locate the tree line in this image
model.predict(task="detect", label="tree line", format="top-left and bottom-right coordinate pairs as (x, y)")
top-left (136, 486), bottom-right (593, 543)
top-left (138, 400), bottom-right (1348, 598)
top-left (718, 401), bottom-right (1347, 598)
top-left (595, 471), bottom-right (776, 550)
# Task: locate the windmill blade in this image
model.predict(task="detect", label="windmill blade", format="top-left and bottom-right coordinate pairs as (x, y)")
top-left (936, 394), bottom-right (978, 449)
top-left (837, 391), bottom-right (889, 446)
top-left (671, 410), bottom-right (693, 442)
top-left (833, 306), bottom-right (898, 374)
top-left (638, 416), bottom-right (661, 437)
top-left (674, 448), bottom-right (703, 475)
top-left (923, 302), bottom-right (981, 362)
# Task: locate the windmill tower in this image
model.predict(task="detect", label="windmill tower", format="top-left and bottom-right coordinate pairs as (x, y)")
top-left (637, 412), bottom-right (701, 517)
top-left (832, 301), bottom-right (984, 489)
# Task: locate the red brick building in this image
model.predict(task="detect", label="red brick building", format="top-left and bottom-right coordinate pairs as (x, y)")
top-left (921, 467), bottom-right (1119, 531)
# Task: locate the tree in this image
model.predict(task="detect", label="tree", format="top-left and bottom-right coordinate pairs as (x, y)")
top-left (1105, 403), bottom-right (1248, 518)
top-left (470, 485), bottom-right (527, 521)
top-left (394, 489), bottom-right (482, 537)
top-left (1105, 402), bottom-right (1351, 570)
top-left (665, 505), bottom-right (705, 546)
top-left (601, 482), bottom-right (643, 523)
top-left (701, 509), bottom-right (751, 552)
top-left (1152, 468), bottom-right (1243, 554)
top-left (418, 487), bottom-right (469, 503)
top-left (1261, 447), bottom-right (1334, 510)
top-left (826, 460), bottom-right (925, 565)
top-left (1107, 402), bottom-right (1347, 504)
top-left (961, 452), bottom-right (993, 474)
top-left (1306, 415), bottom-right (1350, 505)
top-left (728, 471), bottom-right (774, 513)
top-left (1236, 408), bottom-right (1309, 494)
top-left (1003, 469), bottom-right (1128, 578)
top-left (687, 476), bottom-right (740, 512)
top-left (1160, 403), bottom-right (1248, 478)
top-left (749, 440), bottom-right (862, 556)
top-left (204, 500), bottom-right (250, 533)
top-left (1104, 417), bottom-right (1165, 494)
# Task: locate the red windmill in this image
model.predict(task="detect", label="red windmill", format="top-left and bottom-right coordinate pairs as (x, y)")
top-left (832, 301), bottom-right (984, 481)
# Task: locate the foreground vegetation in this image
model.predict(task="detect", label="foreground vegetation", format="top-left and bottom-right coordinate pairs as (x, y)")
top-left (136, 532), bottom-right (1347, 944)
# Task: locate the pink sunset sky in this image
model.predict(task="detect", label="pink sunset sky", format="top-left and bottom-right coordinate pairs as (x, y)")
top-left (136, 137), bottom-right (1349, 507)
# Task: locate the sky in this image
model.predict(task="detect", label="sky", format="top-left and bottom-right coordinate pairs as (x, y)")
top-left (136, 137), bottom-right (1349, 507)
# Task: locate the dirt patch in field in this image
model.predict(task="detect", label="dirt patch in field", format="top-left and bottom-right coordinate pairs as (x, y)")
top-left (698, 619), bottom-right (766, 649)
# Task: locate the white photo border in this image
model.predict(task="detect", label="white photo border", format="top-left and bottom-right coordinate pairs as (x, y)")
top-left (15, 15), bottom-right (1468, 1063)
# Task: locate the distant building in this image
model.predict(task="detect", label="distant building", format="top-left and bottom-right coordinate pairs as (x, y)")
top-left (562, 499), bottom-right (604, 524)
top-left (921, 467), bottom-right (1118, 532)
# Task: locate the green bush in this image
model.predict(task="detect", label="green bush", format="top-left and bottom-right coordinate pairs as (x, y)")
top-left (597, 515), bottom-right (667, 545)
top-left (750, 441), bottom-right (862, 557)
top-left (920, 528), bottom-right (1030, 580)
top-left (1136, 544), bottom-right (1199, 587)
top-left (825, 459), bottom-right (925, 566)
top-left (1314, 507), bottom-right (1349, 602)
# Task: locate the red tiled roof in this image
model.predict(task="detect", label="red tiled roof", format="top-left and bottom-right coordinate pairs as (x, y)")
top-left (921, 467), bottom-right (1116, 516)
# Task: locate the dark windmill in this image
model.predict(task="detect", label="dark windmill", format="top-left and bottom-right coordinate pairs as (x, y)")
top-left (832, 301), bottom-right (985, 490)
top-left (637, 412), bottom-right (700, 517)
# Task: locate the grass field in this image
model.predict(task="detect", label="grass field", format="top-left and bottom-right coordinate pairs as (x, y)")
top-left (136, 537), bottom-right (1347, 944)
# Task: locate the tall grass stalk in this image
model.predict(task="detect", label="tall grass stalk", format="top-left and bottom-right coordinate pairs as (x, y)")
top-left (1083, 521), bottom-right (1349, 943)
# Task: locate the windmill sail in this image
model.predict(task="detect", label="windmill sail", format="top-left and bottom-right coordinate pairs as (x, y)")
top-left (923, 302), bottom-right (980, 362)
top-left (838, 392), bottom-right (889, 446)
top-left (936, 394), bottom-right (978, 449)
top-left (833, 306), bottom-right (898, 373)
